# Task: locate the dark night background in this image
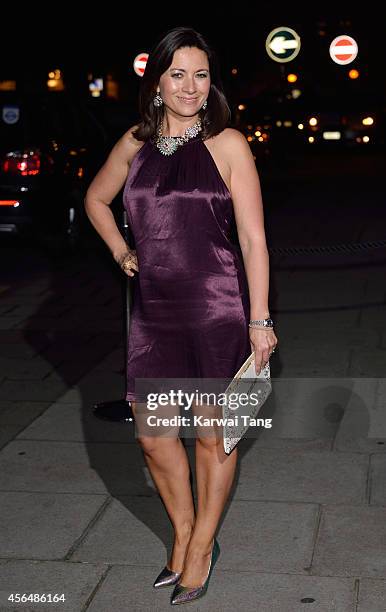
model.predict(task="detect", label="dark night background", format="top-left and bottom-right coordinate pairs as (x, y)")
top-left (1, 7), bottom-right (385, 248)
top-left (1, 7), bottom-right (386, 256)
top-left (1, 9), bottom-right (384, 105)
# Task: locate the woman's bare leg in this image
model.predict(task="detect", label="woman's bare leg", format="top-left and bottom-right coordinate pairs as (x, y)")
top-left (130, 400), bottom-right (196, 571)
top-left (177, 402), bottom-right (238, 586)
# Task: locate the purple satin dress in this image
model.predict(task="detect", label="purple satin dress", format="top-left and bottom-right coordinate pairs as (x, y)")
top-left (123, 131), bottom-right (251, 402)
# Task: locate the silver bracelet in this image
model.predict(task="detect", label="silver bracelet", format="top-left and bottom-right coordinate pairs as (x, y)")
top-left (249, 317), bottom-right (274, 329)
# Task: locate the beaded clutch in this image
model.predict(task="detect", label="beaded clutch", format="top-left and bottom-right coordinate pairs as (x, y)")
top-left (222, 351), bottom-right (272, 454)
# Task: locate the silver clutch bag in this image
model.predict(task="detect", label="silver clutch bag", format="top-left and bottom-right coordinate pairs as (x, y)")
top-left (222, 351), bottom-right (272, 454)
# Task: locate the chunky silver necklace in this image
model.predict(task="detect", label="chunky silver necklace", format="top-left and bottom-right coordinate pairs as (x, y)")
top-left (155, 118), bottom-right (202, 155)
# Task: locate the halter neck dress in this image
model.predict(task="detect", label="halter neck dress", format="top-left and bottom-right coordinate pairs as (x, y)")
top-left (123, 130), bottom-right (251, 403)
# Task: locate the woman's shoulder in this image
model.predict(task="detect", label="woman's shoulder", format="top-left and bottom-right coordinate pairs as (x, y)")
top-left (213, 127), bottom-right (249, 147)
top-left (114, 124), bottom-right (145, 166)
top-left (120, 124), bottom-right (147, 166)
top-left (205, 128), bottom-right (251, 166)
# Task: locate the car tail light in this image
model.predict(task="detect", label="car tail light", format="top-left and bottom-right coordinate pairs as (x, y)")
top-left (1, 149), bottom-right (41, 176)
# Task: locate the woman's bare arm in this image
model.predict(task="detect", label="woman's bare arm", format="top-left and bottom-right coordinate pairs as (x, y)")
top-left (84, 124), bottom-right (144, 262)
top-left (222, 128), bottom-right (277, 372)
top-left (222, 128), bottom-right (270, 319)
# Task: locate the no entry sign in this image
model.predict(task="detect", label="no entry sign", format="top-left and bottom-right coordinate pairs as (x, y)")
top-left (133, 53), bottom-right (149, 76)
top-left (329, 35), bottom-right (358, 65)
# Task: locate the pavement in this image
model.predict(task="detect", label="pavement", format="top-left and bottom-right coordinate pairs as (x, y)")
top-left (1, 206), bottom-right (386, 611)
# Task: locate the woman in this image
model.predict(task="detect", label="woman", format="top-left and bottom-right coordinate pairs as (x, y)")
top-left (84, 26), bottom-right (277, 605)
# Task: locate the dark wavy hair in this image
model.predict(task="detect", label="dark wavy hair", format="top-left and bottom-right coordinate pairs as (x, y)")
top-left (132, 26), bottom-right (231, 142)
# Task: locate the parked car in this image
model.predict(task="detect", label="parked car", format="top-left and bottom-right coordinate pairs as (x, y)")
top-left (0, 90), bottom-right (109, 250)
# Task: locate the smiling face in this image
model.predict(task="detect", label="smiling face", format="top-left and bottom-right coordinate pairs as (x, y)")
top-left (157, 46), bottom-right (211, 118)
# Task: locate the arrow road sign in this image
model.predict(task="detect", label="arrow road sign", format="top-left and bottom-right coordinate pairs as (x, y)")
top-left (265, 27), bottom-right (301, 63)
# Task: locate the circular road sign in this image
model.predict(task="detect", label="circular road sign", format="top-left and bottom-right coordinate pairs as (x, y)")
top-left (265, 26), bottom-right (301, 63)
top-left (329, 35), bottom-right (358, 65)
top-left (133, 53), bottom-right (149, 76)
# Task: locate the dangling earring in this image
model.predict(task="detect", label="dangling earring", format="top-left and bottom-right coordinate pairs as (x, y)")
top-left (153, 91), bottom-right (163, 107)
top-left (202, 100), bottom-right (207, 110)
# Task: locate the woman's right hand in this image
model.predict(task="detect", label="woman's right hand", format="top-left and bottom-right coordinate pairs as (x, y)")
top-left (116, 249), bottom-right (139, 277)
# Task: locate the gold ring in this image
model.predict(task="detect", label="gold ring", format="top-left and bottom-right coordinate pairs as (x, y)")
top-left (122, 259), bottom-right (133, 270)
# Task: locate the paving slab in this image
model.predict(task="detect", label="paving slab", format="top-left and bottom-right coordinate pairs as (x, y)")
top-left (0, 492), bottom-right (107, 559)
top-left (71, 496), bottom-right (319, 574)
top-left (357, 578), bottom-right (386, 612)
top-left (86, 565), bottom-right (356, 612)
top-left (0, 560), bottom-right (107, 612)
top-left (273, 346), bottom-right (350, 376)
top-left (1, 219), bottom-right (385, 610)
top-left (358, 305), bottom-right (386, 330)
top-left (0, 379), bottom-right (69, 403)
top-left (368, 454), bottom-right (386, 506)
top-left (0, 358), bottom-right (54, 379)
top-left (0, 401), bottom-right (50, 426)
top-left (0, 440), bottom-right (157, 496)
top-left (333, 377), bottom-right (386, 452)
top-left (254, 377), bottom-right (375, 443)
top-left (14, 401), bottom-right (136, 443)
top-left (234, 446), bottom-right (368, 504)
top-left (349, 350), bottom-right (386, 376)
top-left (214, 500), bottom-right (319, 574)
top-left (312, 505), bottom-right (386, 578)
top-left (276, 324), bottom-right (380, 349)
top-left (70, 496), bottom-right (176, 566)
top-left (0, 370), bottom-right (125, 403)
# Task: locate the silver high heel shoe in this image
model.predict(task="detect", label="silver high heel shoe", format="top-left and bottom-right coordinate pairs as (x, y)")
top-left (153, 564), bottom-right (182, 588)
top-left (170, 538), bottom-right (220, 605)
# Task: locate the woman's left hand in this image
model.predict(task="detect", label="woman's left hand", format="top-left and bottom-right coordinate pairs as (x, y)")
top-left (249, 328), bottom-right (278, 374)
